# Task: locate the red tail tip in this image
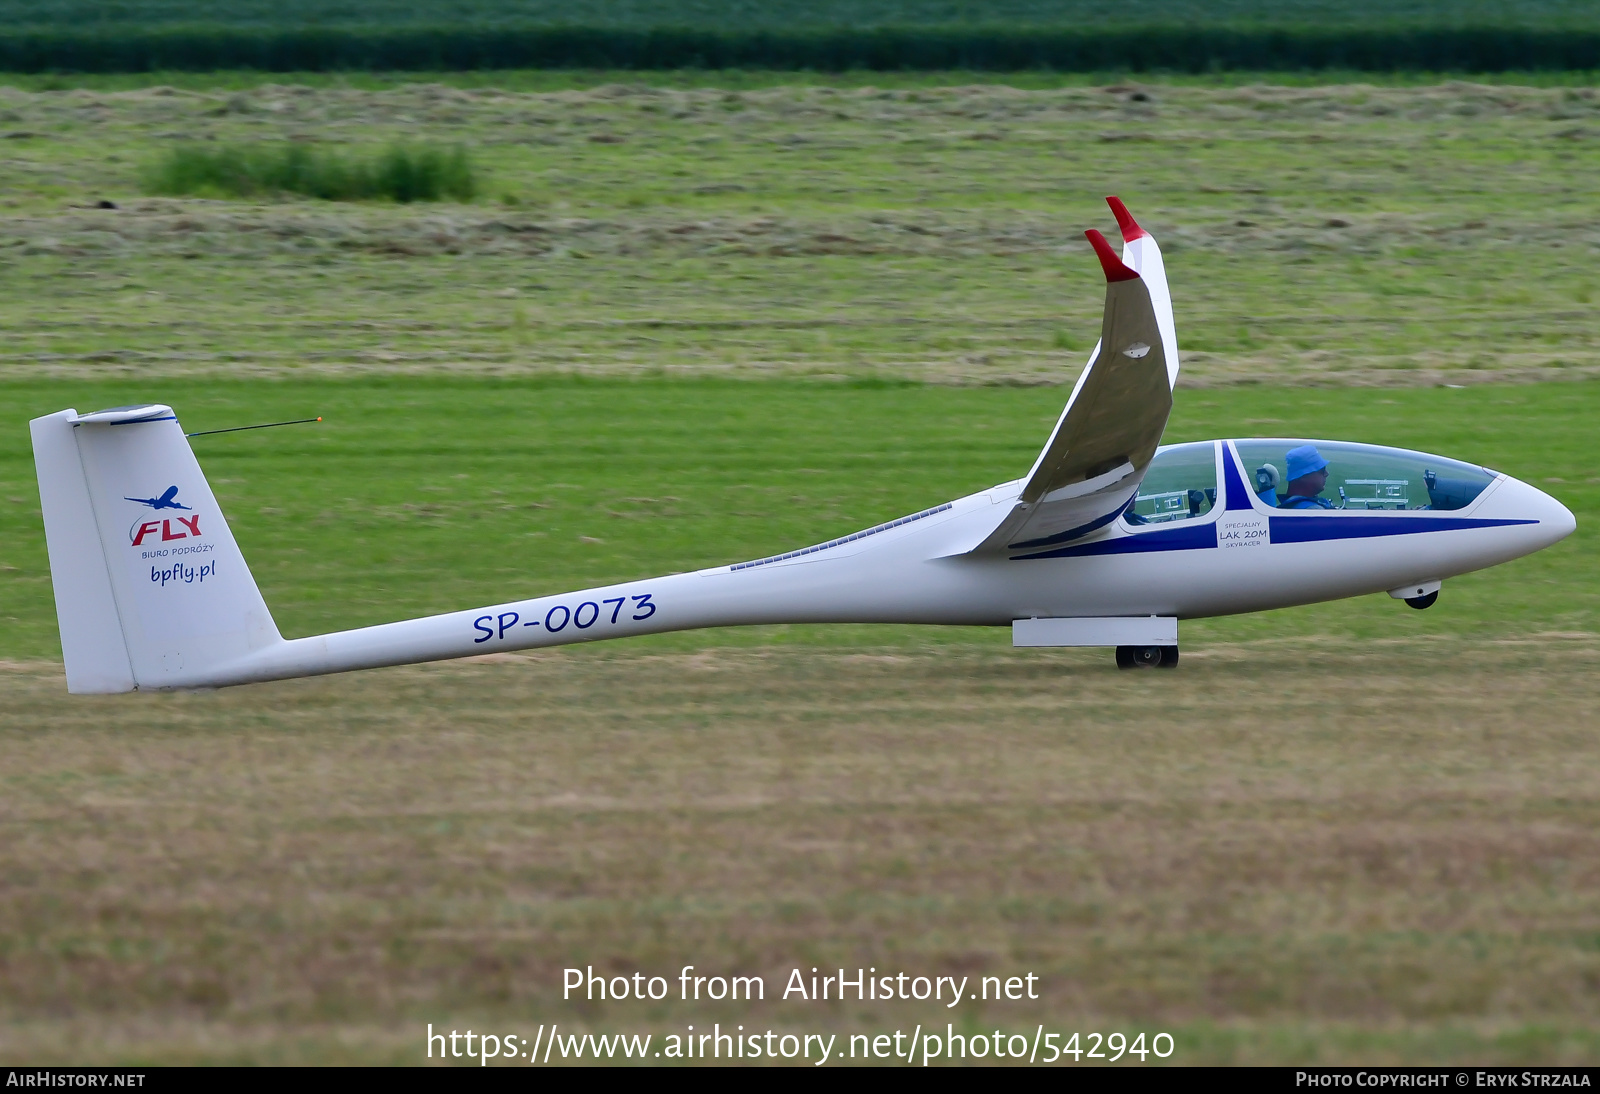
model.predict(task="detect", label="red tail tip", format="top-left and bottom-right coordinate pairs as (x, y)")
top-left (1086, 229), bottom-right (1140, 282)
top-left (1106, 196), bottom-right (1149, 242)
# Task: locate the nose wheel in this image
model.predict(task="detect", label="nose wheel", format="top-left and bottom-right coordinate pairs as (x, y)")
top-left (1116, 645), bottom-right (1179, 669)
top-left (1391, 581), bottom-right (1441, 609)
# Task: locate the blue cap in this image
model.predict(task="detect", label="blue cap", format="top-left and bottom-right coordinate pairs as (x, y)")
top-left (1285, 444), bottom-right (1328, 483)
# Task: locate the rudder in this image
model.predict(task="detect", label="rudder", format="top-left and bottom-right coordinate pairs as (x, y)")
top-left (30, 403), bottom-right (282, 692)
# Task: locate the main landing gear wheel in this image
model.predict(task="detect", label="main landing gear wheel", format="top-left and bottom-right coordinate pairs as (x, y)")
top-left (1116, 645), bottom-right (1179, 669)
top-left (1406, 591), bottom-right (1439, 610)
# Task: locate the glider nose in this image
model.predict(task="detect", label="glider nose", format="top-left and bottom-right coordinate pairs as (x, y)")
top-left (1537, 487), bottom-right (1578, 546)
top-left (1494, 474), bottom-right (1577, 551)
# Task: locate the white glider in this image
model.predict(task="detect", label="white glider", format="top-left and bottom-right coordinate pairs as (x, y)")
top-left (30, 198), bottom-right (1575, 691)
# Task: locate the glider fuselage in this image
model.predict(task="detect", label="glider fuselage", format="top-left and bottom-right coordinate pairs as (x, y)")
top-left (207, 437), bottom-right (1572, 689)
top-left (27, 198), bottom-right (1576, 692)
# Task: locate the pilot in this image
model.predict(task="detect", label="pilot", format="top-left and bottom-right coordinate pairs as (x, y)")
top-left (1277, 445), bottom-right (1335, 509)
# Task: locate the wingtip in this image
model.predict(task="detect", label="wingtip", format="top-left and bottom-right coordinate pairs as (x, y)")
top-left (1085, 229), bottom-right (1141, 282)
top-left (1106, 196), bottom-right (1149, 243)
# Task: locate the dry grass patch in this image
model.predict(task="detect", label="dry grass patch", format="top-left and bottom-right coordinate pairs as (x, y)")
top-left (2, 636), bottom-right (1598, 1063)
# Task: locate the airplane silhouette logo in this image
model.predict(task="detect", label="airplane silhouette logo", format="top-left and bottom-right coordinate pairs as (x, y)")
top-left (125, 485), bottom-right (192, 511)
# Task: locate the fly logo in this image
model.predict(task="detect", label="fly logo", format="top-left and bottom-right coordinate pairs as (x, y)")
top-left (125, 487), bottom-right (203, 547)
top-left (131, 514), bottom-right (202, 546)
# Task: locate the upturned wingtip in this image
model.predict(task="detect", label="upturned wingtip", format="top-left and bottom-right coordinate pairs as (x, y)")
top-left (1085, 229), bottom-right (1141, 282)
top-left (1106, 196), bottom-right (1149, 243)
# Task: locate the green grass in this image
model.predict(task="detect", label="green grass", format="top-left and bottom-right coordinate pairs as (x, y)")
top-left (2, 376), bottom-right (1593, 662)
top-left (144, 142), bottom-right (477, 202)
top-left (0, 83), bottom-right (1596, 390)
top-left (4, 626), bottom-right (1599, 1064)
top-left (14, 67), bottom-right (1600, 91)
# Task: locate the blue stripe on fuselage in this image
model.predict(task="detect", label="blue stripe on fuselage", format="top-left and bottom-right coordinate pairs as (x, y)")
top-left (1266, 514), bottom-right (1536, 543)
top-left (1008, 504), bottom-right (1128, 550)
top-left (1012, 521), bottom-right (1217, 560)
top-left (1222, 442), bottom-right (1255, 511)
top-left (1012, 515), bottom-right (1537, 560)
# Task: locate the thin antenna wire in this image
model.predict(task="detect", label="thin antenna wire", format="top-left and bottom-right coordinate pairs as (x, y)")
top-left (186, 417), bottom-right (322, 438)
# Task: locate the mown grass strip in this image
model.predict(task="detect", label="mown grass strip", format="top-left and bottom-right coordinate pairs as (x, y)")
top-left (4, 25), bottom-right (1600, 74)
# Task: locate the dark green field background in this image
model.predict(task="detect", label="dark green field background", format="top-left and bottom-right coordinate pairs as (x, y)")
top-left (4, 1), bottom-right (1588, 29)
top-left (3, 0), bottom-right (1600, 72)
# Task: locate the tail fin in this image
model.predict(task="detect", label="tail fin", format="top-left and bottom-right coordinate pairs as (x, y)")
top-left (30, 404), bottom-right (281, 693)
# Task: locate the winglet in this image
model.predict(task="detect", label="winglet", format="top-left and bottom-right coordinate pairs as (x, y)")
top-left (1106, 196), bottom-right (1149, 242)
top-left (1085, 229), bottom-right (1140, 282)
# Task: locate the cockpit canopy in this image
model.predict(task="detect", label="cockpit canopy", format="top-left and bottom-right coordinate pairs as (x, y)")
top-left (1234, 440), bottom-right (1495, 512)
top-left (1126, 440), bottom-right (1217, 525)
top-left (1124, 439), bottom-right (1497, 527)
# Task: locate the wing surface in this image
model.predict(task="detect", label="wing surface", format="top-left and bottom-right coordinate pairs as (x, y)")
top-left (964, 197), bottom-right (1179, 555)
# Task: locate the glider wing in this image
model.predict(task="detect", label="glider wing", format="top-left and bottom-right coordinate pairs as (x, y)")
top-left (964, 198), bottom-right (1178, 555)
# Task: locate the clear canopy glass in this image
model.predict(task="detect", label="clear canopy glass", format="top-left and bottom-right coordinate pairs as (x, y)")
top-left (1125, 440), bottom-right (1217, 526)
top-left (1232, 440), bottom-right (1496, 512)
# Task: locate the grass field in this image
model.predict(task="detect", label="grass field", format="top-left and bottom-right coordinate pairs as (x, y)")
top-left (2, 376), bottom-right (1596, 1064)
top-left (4, 637), bottom-right (1599, 1064)
top-left (2, 69), bottom-right (1598, 1066)
top-left (16, 69), bottom-right (1600, 92)
top-left (0, 377), bottom-right (1595, 661)
top-left (0, 81), bottom-right (1596, 389)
